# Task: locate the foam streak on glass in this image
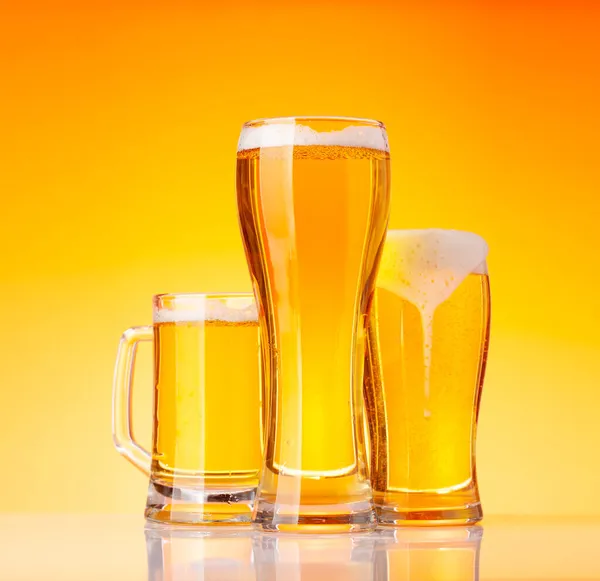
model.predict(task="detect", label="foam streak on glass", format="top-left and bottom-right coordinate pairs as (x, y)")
top-left (237, 117), bottom-right (391, 532)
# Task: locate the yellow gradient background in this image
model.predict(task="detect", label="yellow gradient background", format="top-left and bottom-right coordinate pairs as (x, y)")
top-left (1, 0), bottom-right (598, 515)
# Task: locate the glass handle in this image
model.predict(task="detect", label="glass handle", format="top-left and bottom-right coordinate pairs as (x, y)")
top-left (112, 326), bottom-right (153, 475)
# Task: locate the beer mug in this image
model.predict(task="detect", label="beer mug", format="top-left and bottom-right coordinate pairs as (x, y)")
top-left (112, 293), bottom-right (263, 525)
top-left (364, 229), bottom-right (490, 525)
top-left (373, 527), bottom-right (483, 581)
top-left (237, 116), bottom-right (391, 531)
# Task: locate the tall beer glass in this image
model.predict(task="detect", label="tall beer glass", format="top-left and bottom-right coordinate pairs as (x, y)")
top-left (112, 293), bottom-right (262, 524)
top-left (237, 117), bottom-right (391, 532)
top-left (365, 229), bottom-right (490, 525)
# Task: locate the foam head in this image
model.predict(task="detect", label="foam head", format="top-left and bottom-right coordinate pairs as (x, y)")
top-left (154, 297), bottom-right (258, 324)
top-left (378, 229), bottom-right (489, 312)
top-left (237, 122), bottom-right (389, 152)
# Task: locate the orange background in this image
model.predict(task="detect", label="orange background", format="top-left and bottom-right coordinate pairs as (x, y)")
top-left (1, 0), bottom-right (598, 515)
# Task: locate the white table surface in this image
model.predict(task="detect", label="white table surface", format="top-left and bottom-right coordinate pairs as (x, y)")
top-left (1, 515), bottom-right (598, 580)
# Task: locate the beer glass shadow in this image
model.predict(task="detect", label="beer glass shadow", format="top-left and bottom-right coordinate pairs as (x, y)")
top-left (373, 526), bottom-right (483, 581)
top-left (253, 532), bottom-right (376, 581)
top-left (145, 525), bottom-right (257, 581)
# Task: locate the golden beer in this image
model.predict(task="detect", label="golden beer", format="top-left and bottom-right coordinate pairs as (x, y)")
top-left (152, 320), bottom-right (262, 485)
top-left (237, 117), bottom-right (390, 531)
top-left (365, 230), bottom-right (490, 525)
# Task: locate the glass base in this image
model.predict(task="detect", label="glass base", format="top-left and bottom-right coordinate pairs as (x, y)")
top-left (253, 499), bottom-right (376, 533)
top-left (377, 503), bottom-right (483, 526)
top-left (375, 486), bottom-right (483, 526)
top-left (145, 481), bottom-right (255, 525)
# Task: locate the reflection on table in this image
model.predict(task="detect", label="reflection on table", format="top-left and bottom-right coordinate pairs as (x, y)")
top-left (253, 532), bottom-right (375, 581)
top-left (146, 526), bottom-right (255, 581)
top-left (145, 525), bottom-right (482, 581)
top-left (374, 526), bottom-right (482, 581)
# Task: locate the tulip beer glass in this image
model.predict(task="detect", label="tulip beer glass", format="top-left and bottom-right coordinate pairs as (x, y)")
top-left (364, 229), bottom-right (490, 525)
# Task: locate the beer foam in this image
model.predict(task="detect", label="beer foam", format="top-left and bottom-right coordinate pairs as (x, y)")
top-left (378, 229), bottom-right (489, 308)
top-left (237, 123), bottom-right (389, 152)
top-left (154, 298), bottom-right (258, 324)
top-left (378, 229), bottom-right (488, 415)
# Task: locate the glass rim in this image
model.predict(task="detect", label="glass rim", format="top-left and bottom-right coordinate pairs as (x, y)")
top-left (386, 227), bottom-right (485, 238)
top-left (242, 116), bottom-right (385, 128)
top-left (153, 292), bottom-right (254, 302)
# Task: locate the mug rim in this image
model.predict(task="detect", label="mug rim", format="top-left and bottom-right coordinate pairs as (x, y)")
top-left (153, 291), bottom-right (254, 301)
top-left (242, 116), bottom-right (385, 128)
